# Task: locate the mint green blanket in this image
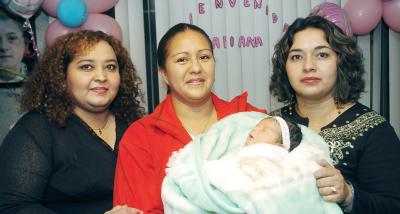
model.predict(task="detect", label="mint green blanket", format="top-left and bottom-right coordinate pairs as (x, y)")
top-left (162, 112), bottom-right (342, 214)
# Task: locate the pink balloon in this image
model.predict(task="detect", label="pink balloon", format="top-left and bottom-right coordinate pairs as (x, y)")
top-left (41, 0), bottom-right (59, 17)
top-left (80, 14), bottom-right (122, 41)
top-left (86, 0), bottom-right (118, 13)
top-left (45, 19), bottom-right (80, 46)
top-left (310, 2), bottom-right (352, 36)
top-left (344, 0), bottom-right (383, 35)
top-left (41, 0), bottom-right (118, 16)
top-left (383, 0), bottom-right (400, 32)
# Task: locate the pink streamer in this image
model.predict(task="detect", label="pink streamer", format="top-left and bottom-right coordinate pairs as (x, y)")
top-left (23, 19), bottom-right (40, 57)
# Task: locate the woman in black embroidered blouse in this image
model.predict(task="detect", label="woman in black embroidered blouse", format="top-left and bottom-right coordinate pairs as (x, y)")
top-left (0, 30), bottom-right (145, 214)
top-left (269, 16), bottom-right (400, 214)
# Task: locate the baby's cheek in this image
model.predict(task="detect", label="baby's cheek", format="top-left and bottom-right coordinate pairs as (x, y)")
top-left (245, 136), bottom-right (253, 146)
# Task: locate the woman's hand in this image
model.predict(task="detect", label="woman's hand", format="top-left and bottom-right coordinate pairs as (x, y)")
top-left (313, 160), bottom-right (352, 203)
top-left (104, 205), bottom-right (143, 214)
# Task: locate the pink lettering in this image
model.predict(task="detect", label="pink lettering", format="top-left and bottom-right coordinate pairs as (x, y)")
top-left (199, 3), bottom-right (205, 14)
top-left (228, 0), bottom-right (236, 7)
top-left (265, 6), bottom-right (268, 15)
top-left (255, 36), bottom-right (263, 47)
top-left (246, 37), bottom-right (255, 47)
top-left (272, 12), bottom-right (278, 24)
top-left (241, 36), bottom-right (263, 48)
top-left (212, 37), bottom-right (221, 49)
top-left (215, 0), bottom-right (223, 8)
top-left (244, 0), bottom-right (250, 7)
top-left (238, 36), bottom-right (246, 48)
top-left (254, 0), bottom-right (262, 9)
top-left (283, 23), bottom-right (289, 32)
top-left (223, 36), bottom-right (227, 48)
top-left (208, 35), bottom-right (263, 48)
top-left (254, 36), bottom-right (263, 47)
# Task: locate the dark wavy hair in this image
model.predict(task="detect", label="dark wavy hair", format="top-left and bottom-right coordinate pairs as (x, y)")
top-left (270, 16), bottom-right (365, 104)
top-left (286, 119), bottom-right (302, 152)
top-left (20, 30), bottom-right (145, 126)
top-left (157, 23), bottom-right (213, 69)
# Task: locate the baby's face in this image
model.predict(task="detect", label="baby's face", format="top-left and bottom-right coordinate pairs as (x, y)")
top-left (246, 117), bottom-right (282, 146)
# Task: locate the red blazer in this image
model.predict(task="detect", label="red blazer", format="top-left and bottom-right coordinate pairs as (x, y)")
top-left (113, 92), bottom-right (266, 213)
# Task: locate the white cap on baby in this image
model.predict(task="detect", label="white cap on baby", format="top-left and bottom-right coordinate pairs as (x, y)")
top-left (273, 116), bottom-right (291, 151)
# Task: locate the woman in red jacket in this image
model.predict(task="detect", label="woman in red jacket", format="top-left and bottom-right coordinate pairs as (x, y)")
top-left (113, 23), bottom-right (266, 213)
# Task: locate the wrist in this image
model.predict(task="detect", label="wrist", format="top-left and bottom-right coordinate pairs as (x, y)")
top-left (344, 183), bottom-right (353, 203)
top-left (340, 180), bottom-right (354, 212)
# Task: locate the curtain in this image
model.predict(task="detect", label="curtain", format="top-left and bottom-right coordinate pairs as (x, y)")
top-left (115, 0), bottom-right (400, 136)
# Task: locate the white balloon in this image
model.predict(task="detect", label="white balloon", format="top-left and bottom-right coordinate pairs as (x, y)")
top-left (0, 0), bottom-right (11, 6)
top-left (4, 0), bottom-right (44, 19)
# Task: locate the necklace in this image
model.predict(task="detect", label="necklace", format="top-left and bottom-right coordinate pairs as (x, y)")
top-left (184, 108), bottom-right (215, 136)
top-left (93, 116), bottom-right (110, 135)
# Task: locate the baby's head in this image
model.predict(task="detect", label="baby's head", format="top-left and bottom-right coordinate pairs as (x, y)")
top-left (245, 116), bottom-right (302, 152)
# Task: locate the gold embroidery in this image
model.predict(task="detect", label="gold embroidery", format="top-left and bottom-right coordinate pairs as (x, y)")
top-left (320, 111), bottom-right (386, 165)
top-left (268, 110), bottom-right (283, 117)
top-left (270, 108), bottom-right (386, 165)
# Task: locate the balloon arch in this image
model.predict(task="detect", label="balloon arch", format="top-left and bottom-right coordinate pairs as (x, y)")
top-left (343, 0), bottom-right (400, 35)
top-left (42, 0), bottom-right (122, 46)
top-left (1, 0), bottom-right (122, 47)
top-left (2, 0), bottom-right (399, 46)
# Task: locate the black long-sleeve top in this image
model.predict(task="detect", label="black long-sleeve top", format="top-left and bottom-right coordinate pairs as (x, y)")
top-left (0, 111), bottom-right (128, 214)
top-left (269, 102), bottom-right (400, 214)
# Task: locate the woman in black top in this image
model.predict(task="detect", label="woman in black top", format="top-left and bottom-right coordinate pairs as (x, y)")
top-left (0, 30), bottom-right (144, 214)
top-left (269, 16), bottom-right (400, 214)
